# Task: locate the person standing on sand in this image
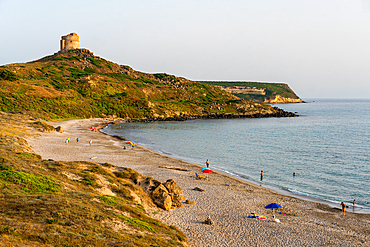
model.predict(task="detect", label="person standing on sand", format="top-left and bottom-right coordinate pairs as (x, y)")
top-left (206, 159), bottom-right (209, 168)
top-left (340, 202), bottom-right (346, 215)
top-left (76, 137), bottom-right (79, 143)
top-left (260, 171), bottom-right (263, 181)
top-left (89, 140), bottom-right (92, 146)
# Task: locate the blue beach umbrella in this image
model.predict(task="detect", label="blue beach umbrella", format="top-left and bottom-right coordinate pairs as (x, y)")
top-left (264, 203), bottom-right (282, 209)
top-left (264, 203), bottom-right (282, 216)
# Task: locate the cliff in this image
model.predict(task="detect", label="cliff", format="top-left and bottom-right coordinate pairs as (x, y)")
top-left (200, 81), bottom-right (303, 104)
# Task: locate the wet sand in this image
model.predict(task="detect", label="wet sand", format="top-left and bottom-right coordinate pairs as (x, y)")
top-left (27, 118), bottom-right (370, 247)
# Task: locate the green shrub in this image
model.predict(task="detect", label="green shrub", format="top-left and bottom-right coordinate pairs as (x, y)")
top-left (134, 82), bottom-right (145, 87)
top-left (87, 57), bottom-right (102, 67)
top-left (84, 68), bottom-right (95, 74)
top-left (77, 171), bottom-right (100, 187)
top-left (0, 69), bottom-right (17, 81)
top-left (104, 73), bottom-right (133, 81)
top-left (67, 68), bottom-right (90, 79)
top-left (100, 195), bottom-right (118, 205)
top-left (119, 216), bottom-right (154, 232)
top-left (0, 170), bottom-right (60, 193)
top-left (153, 73), bottom-right (167, 80)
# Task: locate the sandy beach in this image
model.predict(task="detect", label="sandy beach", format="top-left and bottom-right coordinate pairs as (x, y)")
top-left (27, 118), bottom-right (370, 247)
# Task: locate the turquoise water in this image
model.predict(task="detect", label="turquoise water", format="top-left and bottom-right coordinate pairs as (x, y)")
top-left (103, 99), bottom-right (370, 209)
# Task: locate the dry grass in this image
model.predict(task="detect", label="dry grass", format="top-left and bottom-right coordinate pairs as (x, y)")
top-left (0, 112), bottom-right (187, 246)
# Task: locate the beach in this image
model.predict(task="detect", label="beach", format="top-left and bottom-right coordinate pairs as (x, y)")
top-left (27, 118), bottom-right (370, 247)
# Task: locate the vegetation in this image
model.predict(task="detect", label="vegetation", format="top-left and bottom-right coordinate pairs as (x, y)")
top-left (0, 49), bottom-right (277, 120)
top-left (0, 69), bottom-right (17, 81)
top-left (0, 112), bottom-right (187, 246)
top-left (200, 81), bottom-right (301, 103)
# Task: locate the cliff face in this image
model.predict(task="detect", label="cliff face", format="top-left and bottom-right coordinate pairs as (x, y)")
top-left (263, 94), bottom-right (303, 104)
top-left (200, 81), bottom-right (303, 104)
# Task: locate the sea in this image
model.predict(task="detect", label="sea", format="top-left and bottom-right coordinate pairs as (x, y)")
top-left (102, 99), bottom-right (370, 213)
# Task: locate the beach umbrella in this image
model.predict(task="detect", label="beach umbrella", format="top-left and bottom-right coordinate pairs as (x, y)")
top-left (201, 168), bottom-right (213, 173)
top-left (201, 167), bottom-right (208, 171)
top-left (126, 142), bottom-right (133, 145)
top-left (264, 203), bottom-right (282, 215)
top-left (264, 203), bottom-right (282, 209)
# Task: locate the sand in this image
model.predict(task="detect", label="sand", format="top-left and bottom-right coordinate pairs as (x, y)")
top-left (27, 118), bottom-right (370, 247)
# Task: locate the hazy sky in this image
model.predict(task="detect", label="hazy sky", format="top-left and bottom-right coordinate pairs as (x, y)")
top-left (1, 0), bottom-right (370, 99)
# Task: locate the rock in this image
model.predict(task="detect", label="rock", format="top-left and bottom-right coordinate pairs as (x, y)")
top-left (55, 126), bottom-right (64, 133)
top-left (185, 199), bottom-right (195, 205)
top-left (193, 187), bottom-right (205, 192)
top-left (205, 216), bottom-right (213, 225)
top-left (163, 179), bottom-right (183, 195)
top-left (170, 194), bottom-right (184, 208)
top-left (150, 184), bottom-right (172, 211)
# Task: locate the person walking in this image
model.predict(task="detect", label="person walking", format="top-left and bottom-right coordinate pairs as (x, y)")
top-left (260, 171), bottom-right (263, 181)
top-left (340, 202), bottom-right (346, 215)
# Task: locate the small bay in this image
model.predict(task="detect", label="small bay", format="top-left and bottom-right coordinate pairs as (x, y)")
top-left (103, 99), bottom-right (370, 209)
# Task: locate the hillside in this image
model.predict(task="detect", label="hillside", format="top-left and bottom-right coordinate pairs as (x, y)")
top-left (0, 112), bottom-right (187, 246)
top-left (200, 81), bottom-right (303, 104)
top-left (0, 49), bottom-right (294, 120)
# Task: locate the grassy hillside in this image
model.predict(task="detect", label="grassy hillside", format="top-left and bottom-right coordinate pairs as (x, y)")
top-left (200, 81), bottom-right (301, 103)
top-left (0, 112), bottom-right (187, 246)
top-left (0, 49), bottom-right (280, 120)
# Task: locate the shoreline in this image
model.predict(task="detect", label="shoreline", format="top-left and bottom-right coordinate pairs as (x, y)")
top-left (101, 121), bottom-right (370, 214)
top-left (26, 118), bottom-right (370, 247)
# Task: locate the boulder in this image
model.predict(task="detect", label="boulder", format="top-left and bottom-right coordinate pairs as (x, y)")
top-left (163, 179), bottom-right (183, 195)
top-left (170, 194), bottom-right (184, 208)
top-left (150, 184), bottom-right (172, 211)
top-left (55, 126), bottom-right (64, 133)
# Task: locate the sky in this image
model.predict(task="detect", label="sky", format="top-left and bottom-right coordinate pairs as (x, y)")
top-left (1, 0), bottom-right (370, 99)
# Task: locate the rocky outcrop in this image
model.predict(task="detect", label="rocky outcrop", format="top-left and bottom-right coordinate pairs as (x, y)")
top-left (150, 184), bottom-right (173, 211)
top-left (264, 95), bottom-right (303, 104)
top-left (122, 109), bottom-right (297, 123)
top-left (55, 126), bottom-right (64, 133)
top-left (139, 177), bottom-right (185, 211)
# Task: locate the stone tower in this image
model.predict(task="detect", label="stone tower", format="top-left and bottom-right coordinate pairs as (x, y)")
top-left (60, 33), bottom-right (80, 51)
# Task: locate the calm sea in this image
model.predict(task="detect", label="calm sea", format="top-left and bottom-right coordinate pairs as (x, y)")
top-left (103, 99), bottom-right (370, 211)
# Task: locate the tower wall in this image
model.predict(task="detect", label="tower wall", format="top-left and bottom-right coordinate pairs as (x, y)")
top-left (60, 33), bottom-right (80, 51)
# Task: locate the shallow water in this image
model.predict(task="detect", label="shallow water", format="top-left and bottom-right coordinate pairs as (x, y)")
top-left (103, 99), bottom-right (370, 210)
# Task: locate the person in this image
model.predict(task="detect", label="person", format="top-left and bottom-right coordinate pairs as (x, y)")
top-left (89, 140), bottom-right (92, 146)
top-left (293, 172), bottom-right (295, 177)
top-left (123, 146), bottom-right (127, 150)
top-left (131, 143), bottom-right (135, 149)
top-left (340, 202), bottom-right (346, 215)
top-left (260, 171), bottom-right (263, 181)
top-left (76, 137), bottom-right (79, 142)
top-left (353, 199), bottom-right (357, 212)
top-left (206, 159), bottom-right (209, 168)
